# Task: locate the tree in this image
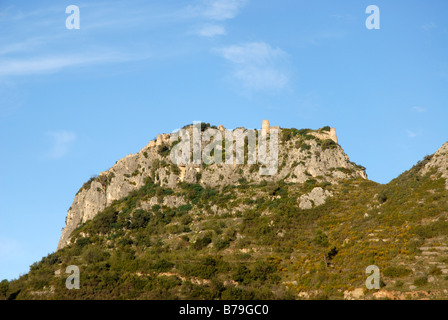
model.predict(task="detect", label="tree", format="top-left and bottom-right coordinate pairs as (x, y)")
top-left (0, 280), bottom-right (9, 298)
top-left (130, 209), bottom-right (151, 229)
top-left (313, 230), bottom-right (329, 247)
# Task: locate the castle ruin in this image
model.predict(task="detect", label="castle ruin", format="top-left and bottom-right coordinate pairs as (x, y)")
top-left (262, 119), bottom-right (337, 144)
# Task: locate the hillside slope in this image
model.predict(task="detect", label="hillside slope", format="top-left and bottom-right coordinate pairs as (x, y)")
top-left (2, 127), bottom-right (448, 300)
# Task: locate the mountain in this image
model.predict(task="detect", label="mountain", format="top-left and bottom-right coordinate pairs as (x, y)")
top-left (57, 122), bottom-right (366, 250)
top-left (2, 122), bottom-right (448, 300)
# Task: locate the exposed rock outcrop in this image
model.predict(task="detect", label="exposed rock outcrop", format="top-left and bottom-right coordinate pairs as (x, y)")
top-left (57, 122), bottom-right (367, 250)
top-left (298, 187), bottom-right (333, 210)
top-left (421, 142), bottom-right (448, 189)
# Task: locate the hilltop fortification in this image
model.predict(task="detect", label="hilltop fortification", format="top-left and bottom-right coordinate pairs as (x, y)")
top-left (57, 121), bottom-right (366, 250)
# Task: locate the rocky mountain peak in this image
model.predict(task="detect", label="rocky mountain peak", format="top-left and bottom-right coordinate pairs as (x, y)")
top-left (57, 121), bottom-right (367, 250)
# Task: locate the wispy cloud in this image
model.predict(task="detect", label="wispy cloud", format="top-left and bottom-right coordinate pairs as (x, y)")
top-left (45, 131), bottom-right (76, 159)
top-left (216, 42), bottom-right (286, 64)
top-left (214, 42), bottom-right (289, 91)
top-left (0, 52), bottom-right (145, 77)
top-left (0, 5), bottom-right (60, 23)
top-left (197, 24), bottom-right (226, 37)
top-left (0, 37), bottom-right (47, 56)
top-left (189, 0), bottom-right (248, 21)
top-left (406, 129), bottom-right (424, 139)
top-left (411, 106), bottom-right (426, 113)
top-left (188, 0), bottom-right (247, 37)
top-left (0, 3), bottom-right (158, 80)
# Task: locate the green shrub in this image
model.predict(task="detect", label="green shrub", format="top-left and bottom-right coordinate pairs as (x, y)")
top-left (157, 276), bottom-right (182, 290)
top-left (221, 287), bottom-right (247, 299)
top-left (214, 237), bottom-right (230, 251)
top-left (313, 230), bottom-right (329, 247)
top-left (41, 252), bottom-right (60, 266)
top-left (321, 139), bottom-right (337, 150)
top-left (131, 169), bottom-right (140, 177)
top-left (178, 204), bottom-right (193, 214)
top-left (383, 266), bottom-right (411, 278)
top-left (0, 280), bottom-right (9, 298)
top-left (76, 237), bottom-right (92, 248)
top-left (91, 207), bottom-right (119, 234)
top-left (180, 214), bottom-right (193, 226)
top-left (252, 261), bottom-right (276, 282)
top-left (413, 276), bottom-right (428, 286)
top-left (193, 233), bottom-right (212, 250)
top-left (82, 247), bottom-right (109, 264)
top-left (378, 191), bottom-right (388, 204)
top-left (77, 175), bottom-right (97, 194)
top-left (151, 259), bottom-right (174, 272)
top-left (181, 256), bottom-right (219, 279)
top-left (171, 164), bottom-right (180, 175)
top-left (300, 144), bottom-right (311, 151)
top-left (334, 167), bottom-right (351, 174)
top-left (415, 220), bottom-right (448, 238)
top-left (429, 266), bottom-right (442, 276)
top-left (158, 144), bottom-right (170, 157)
top-left (326, 247), bottom-right (338, 261)
top-left (130, 210), bottom-right (151, 229)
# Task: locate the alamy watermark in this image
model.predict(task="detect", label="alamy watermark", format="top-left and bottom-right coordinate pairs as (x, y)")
top-left (366, 5), bottom-right (380, 30)
top-left (65, 5), bottom-right (379, 31)
top-left (65, 265), bottom-right (80, 289)
top-left (66, 5), bottom-right (80, 30)
top-left (169, 122), bottom-right (279, 175)
top-left (365, 265), bottom-right (380, 289)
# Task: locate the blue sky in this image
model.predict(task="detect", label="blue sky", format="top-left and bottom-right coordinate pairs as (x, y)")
top-left (1, 0), bottom-right (447, 281)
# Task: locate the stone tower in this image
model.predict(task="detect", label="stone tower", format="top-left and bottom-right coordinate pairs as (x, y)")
top-left (262, 119), bottom-right (270, 133)
top-left (329, 128), bottom-right (338, 144)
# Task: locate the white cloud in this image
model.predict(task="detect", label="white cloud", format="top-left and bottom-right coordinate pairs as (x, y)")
top-left (191, 0), bottom-right (248, 21)
top-left (411, 106), bottom-right (426, 113)
top-left (216, 42), bottom-right (286, 64)
top-left (214, 42), bottom-right (289, 91)
top-left (188, 0), bottom-right (247, 37)
top-left (46, 131), bottom-right (76, 159)
top-left (233, 66), bottom-right (288, 90)
top-left (197, 24), bottom-right (226, 37)
top-left (0, 37), bottom-right (46, 56)
top-left (0, 52), bottom-right (144, 77)
top-left (0, 3), bottom-right (156, 79)
top-left (406, 129), bottom-right (424, 139)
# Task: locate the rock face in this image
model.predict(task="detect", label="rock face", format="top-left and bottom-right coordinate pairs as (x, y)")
top-left (298, 187), bottom-right (333, 210)
top-left (57, 122), bottom-right (367, 250)
top-left (344, 288), bottom-right (364, 300)
top-left (421, 142), bottom-right (448, 189)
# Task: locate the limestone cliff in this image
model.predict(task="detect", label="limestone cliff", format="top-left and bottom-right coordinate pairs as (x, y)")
top-left (57, 123), bottom-right (367, 250)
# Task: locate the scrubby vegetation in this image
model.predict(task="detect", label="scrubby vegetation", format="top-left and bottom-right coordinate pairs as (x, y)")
top-left (3, 142), bottom-right (448, 300)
